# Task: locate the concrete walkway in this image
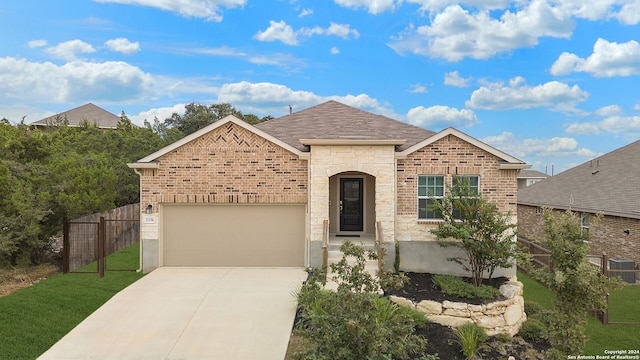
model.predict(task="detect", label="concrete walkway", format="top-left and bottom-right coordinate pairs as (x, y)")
top-left (38, 267), bottom-right (306, 360)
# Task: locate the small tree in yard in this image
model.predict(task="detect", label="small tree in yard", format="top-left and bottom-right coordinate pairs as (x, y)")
top-left (430, 179), bottom-right (519, 287)
top-left (530, 209), bottom-right (623, 359)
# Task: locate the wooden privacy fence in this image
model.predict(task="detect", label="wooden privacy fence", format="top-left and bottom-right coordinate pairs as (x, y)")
top-left (62, 203), bottom-right (140, 276)
top-left (517, 236), bottom-right (640, 326)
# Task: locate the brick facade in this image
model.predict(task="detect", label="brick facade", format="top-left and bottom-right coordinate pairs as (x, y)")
top-left (518, 205), bottom-right (640, 265)
top-left (396, 134), bottom-right (519, 242)
top-left (139, 122), bottom-right (308, 212)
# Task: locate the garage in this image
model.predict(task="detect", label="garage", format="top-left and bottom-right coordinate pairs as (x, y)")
top-left (162, 204), bottom-right (306, 267)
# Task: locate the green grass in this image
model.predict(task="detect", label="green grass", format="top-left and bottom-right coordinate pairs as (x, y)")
top-left (517, 271), bottom-right (640, 356)
top-left (0, 244), bottom-right (143, 359)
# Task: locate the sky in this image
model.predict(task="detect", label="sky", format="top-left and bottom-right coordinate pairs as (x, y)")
top-left (2, 0), bottom-right (640, 174)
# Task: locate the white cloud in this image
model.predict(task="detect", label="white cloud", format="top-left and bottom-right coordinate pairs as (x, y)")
top-left (481, 131), bottom-right (598, 159)
top-left (254, 20), bottom-right (359, 45)
top-left (0, 56), bottom-right (153, 103)
top-left (406, 105), bottom-right (478, 129)
top-left (566, 116), bottom-right (640, 135)
top-left (634, 104), bottom-right (640, 111)
top-left (298, 8), bottom-right (313, 17)
top-left (130, 104), bottom-right (186, 126)
top-left (444, 71), bottom-right (471, 87)
top-left (550, 38), bottom-right (640, 77)
top-left (217, 81), bottom-right (394, 117)
top-left (594, 105), bottom-right (622, 117)
top-left (44, 40), bottom-right (96, 61)
top-left (253, 20), bottom-right (298, 45)
top-left (407, 0), bottom-right (513, 13)
top-left (104, 38), bottom-right (141, 55)
top-left (330, 47), bottom-right (340, 55)
top-left (92, 0), bottom-right (246, 22)
top-left (389, 1), bottom-right (573, 61)
top-left (408, 84), bottom-right (427, 93)
top-left (326, 22), bottom-right (360, 39)
top-left (466, 77), bottom-right (589, 110)
top-left (27, 40), bottom-right (48, 48)
top-left (334, 0), bottom-right (400, 14)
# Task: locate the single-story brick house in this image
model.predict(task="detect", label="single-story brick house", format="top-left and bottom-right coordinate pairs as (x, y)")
top-left (518, 139), bottom-right (640, 268)
top-left (129, 101), bottom-right (529, 274)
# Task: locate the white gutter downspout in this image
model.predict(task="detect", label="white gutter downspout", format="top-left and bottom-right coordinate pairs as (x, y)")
top-left (133, 168), bottom-right (143, 273)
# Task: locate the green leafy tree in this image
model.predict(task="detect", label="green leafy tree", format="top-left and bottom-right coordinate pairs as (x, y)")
top-left (430, 179), bottom-right (519, 287)
top-left (530, 209), bottom-right (623, 359)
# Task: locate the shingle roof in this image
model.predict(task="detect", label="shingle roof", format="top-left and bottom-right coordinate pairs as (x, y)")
top-left (31, 103), bottom-right (121, 129)
top-left (254, 100), bottom-right (436, 152)
top-left (518, 139), bottom-right (640, 218)
top-left (517, 169), bottom-right (548, 179)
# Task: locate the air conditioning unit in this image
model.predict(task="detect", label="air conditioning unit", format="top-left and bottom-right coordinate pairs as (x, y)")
top-left (609, 258), bottom-right (636, 284)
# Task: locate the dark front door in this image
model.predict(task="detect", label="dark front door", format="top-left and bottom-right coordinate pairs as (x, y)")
top-left (340, 178), bottom-right (363, 232)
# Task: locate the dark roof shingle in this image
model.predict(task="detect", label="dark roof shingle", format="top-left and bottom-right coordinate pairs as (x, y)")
top-left (518, 139), bottom-right (640, 218)
top-left (31, 103), bottom-right (121, 129)
top-left (255, 100), bottom-right (436, 151)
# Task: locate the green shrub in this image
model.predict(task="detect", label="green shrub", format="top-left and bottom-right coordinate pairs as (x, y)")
top-left (454, 322), bottom-right (488, 360)
top-left (432, 274), bottom-right (500, 299)
top-left (519, 318), bottom-right (548, 342)
top-left (294, 241), bottom-right (426, 360)
top-left (524, 300), bottom-right (545, 317)
top-left (493, 332), bottom-right (513, 343)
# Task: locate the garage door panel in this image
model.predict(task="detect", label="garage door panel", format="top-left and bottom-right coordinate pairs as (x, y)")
top-left (162, 204), bottom-right (305, 266)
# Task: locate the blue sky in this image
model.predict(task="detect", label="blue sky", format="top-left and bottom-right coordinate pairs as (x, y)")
top-left (2, 0), bottom-right (640, 173)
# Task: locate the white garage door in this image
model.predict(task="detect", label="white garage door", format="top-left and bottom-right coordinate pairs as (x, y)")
top-left (162, 204), bottom-right (305, 267)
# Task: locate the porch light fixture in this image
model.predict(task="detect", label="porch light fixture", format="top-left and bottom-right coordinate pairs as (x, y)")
top-left (145, 204), bottom-right (153, 214)
top-left (624, 229), bottom-right (630, 235)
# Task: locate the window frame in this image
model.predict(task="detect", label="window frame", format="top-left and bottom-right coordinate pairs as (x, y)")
top-left (417, 175), bottom-right (445, 220)
top-left (451, 175), bottom-right (480, 220)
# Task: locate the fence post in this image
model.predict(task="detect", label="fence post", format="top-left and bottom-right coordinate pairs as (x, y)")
top-left (98, 216), bottom-right (106, 278)
top-left (601, 252), bottom-right (608, 276)
top-left (604, 293), bottom-right (609, 325)
top-left (63, 217), bottom-right (70, 273)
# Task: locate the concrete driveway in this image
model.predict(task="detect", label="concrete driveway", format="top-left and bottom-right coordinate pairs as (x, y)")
top-left (38, 267), bottom-right (306, 360)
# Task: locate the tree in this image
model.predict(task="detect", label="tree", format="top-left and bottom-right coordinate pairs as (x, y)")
top-left (529, 209), bottom-right (623, 359)
top-left (160, 102), bottom-right (272, 138)
top-left (430, 179), bottom-right (519, 287)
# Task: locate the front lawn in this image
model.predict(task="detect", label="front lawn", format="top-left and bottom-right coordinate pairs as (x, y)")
top-left (0, 244), bottom-right (143, 359)
top-left (517, 271), bottom-right (640, 356)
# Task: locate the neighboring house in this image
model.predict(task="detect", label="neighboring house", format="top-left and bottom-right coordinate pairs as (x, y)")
top-left (518, 139), bottom-right (640, 267)
top-left (517, 169), bottom-right (548, 189)
top-left (128, 101), bottom-right (529, 275)
top-left (30, 103), bottom-right (121, 129)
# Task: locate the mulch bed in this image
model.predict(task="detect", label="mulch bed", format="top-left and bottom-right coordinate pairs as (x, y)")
top-left (386, 272), bottom-right (509, 305)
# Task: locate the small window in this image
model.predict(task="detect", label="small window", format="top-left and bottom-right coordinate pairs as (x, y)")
top-left (418, 175), bottom-right (444, 220)
top-left (580, 212), bottom-right (590, 233)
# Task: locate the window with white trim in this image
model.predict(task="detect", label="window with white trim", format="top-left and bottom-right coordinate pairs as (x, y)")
top-left (451, 175), bottom-right (480, 220)
top-left (418, 175), bottom-right (444, 220)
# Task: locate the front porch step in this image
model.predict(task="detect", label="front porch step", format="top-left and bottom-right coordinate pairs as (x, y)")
top-left (328, 237), bottom-right (377, 252)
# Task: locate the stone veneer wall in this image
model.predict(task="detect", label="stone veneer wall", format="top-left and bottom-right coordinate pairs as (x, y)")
top-left (518, 204), bottom-right (640, 265)
top-left (390, 278), bottom-right (526, 336)
top-left (308, 145), bottom-right (397, 245)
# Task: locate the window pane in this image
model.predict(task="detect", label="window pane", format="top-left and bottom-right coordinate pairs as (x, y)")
top-left (418, 176), bottom-right (426, 186)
